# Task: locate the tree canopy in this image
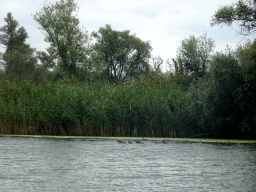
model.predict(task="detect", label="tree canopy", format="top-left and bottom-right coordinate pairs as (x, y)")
top-left (172, 33), bottom-right (215, 78)
top-left (0, 12), bottom-right (28, 54)
top-left (36, 47), bottom-right (57, 70)
top-left (92, 25), bottom-right (152, 84)
top-left (0, 12), bottom-right (36, 80)
top-left (211, 0), bottom-right (256, 36)
top-left (33, 0), bottom-right (90, 79)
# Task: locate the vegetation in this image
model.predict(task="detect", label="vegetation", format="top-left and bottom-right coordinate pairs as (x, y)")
top-left (91, 25), bottom-right (152, 84)
top-left (211, 0), bottom-right (256, 36)
top-left (0, 0), bottom-right (255, 139)
top-left (0, 13), bottom-right (37, 81)
top-left (171, 33), bottom-right (215, 91)
top-left (33, 0), bottom-right (90, 79)
top-left (0, 79), bottom-right (186, 137)
top-left (172, 33), bottom-right (215, 77)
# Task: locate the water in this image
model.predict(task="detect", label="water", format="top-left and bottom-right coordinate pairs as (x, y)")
top-left (0, 137), bottom-right (255, 192)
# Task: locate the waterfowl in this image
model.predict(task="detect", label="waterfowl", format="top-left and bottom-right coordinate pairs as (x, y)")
top-left (117, 140), bottom-right (125, 144)
top-left (152, 140), bottom-right (160, 143)
top-left (142, 136), bottom-right (147, 141)
top-left (128, 141), bottom-right (133, 144)
top-left (249, 143), bottom-right (256, 147)
top-left (135, 140), bottom-right (143, 144)
top-left (162, 139), bottom-right (167, 144)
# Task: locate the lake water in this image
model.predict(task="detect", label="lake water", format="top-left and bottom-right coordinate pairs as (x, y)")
top-left (0, 137), bottom-right (255, 192)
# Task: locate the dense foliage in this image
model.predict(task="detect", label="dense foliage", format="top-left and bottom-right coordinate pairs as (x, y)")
top-left (0, 0), bottom-right (255, 139)
top-left (33, 0), bottom-right (90, 79)
top-left (211, 0), bottom-right (256, 36)
top-left (91, 25), bottom-right (152, 84)
top-left (0, 79), bottom-right (187, 137)
top-left (0, 13), bottom-right (37, 81)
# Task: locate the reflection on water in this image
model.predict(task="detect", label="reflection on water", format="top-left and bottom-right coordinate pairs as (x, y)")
top-left (0, 137), bottom-right (255, 192)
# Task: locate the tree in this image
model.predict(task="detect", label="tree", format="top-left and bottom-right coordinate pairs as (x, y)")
top-left (33, 0), bottom-right (90, 79)
top-left (3, 45), bottom-right (37, 80)
top-left (0, 12), bottom-right (28, 54)
top-left (211, 0), bottom-right (256, 36)
top-left (0, 52), bottom-right (3, 70)
top-left (235, 40), bottom-right (256, 136)
top-left (171, 33), bottom-right (215, 91)
top-left (208, 48), bottom-right (244, 138)
top-left (92, 25), bottom-right (152, 84)
top-left (36, 47), bottom-right (57, 70)
top-left (172, 33), bottom-right (215, 77)
top-left (0, 12), bottom-right (37, 80)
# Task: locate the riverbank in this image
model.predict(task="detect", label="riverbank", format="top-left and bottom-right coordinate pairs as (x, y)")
top-left (1, 134), bottom-right (256, 144)
top-left (1, 81), bottom-right (255, 139)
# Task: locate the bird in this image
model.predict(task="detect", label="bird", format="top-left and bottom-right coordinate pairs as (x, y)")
top-left (117, 140), bottom-right (125, 143)
top-left (142, 136), bottom-right (147, 141)
top-left (162, 139), bottom-right (167, 144)
top-left (152, 140), bottom-right (160, 143)
top-left (128, 141), bottom-right (133, 144)
top-left (135, 140), bottom-right (143, 144)
top-left (249, 143), bottom-right (256, 147)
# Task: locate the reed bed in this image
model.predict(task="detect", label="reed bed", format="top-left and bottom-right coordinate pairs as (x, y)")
top-left (0, 79), bottom-right (190, 137)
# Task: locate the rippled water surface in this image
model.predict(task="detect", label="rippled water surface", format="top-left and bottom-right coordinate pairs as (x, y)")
top-left (0, 137), bottom-right (256, 192)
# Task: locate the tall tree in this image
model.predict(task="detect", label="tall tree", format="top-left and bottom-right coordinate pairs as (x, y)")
top-left (208, 49), bottom-right (244, 138)
top-left (0, 12), bottom-right (36, 80)
top-left (33, 0), bottom-right (90, 79)
top-left (172, 33), bottom-right (215, 77)
top-left (92, 25), bottom-right (152, 84)
top-left (3, 45), bottom-right (37, 80)
top-left (0, 12), bottom-right (28, 54)
top-left (211, 0), bottom-right (256, 36)
top-left (235, 40), bottom-right (256, 136)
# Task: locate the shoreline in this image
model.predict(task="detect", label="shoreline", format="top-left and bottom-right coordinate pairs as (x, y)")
top-left (0, 134), bottom-right (256, 144)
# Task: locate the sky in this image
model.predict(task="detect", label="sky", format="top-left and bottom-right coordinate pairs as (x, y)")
top-left (0, 0), bottom-right (255, 71)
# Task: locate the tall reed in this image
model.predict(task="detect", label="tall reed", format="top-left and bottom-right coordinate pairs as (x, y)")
top-left (0, 78), bottom-right (189, 137)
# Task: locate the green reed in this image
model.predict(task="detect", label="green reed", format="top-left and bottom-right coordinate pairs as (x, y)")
top-left (0, 78), bottom-right (189, 137)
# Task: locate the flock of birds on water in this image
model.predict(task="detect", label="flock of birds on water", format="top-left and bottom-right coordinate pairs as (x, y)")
top-left (117, 139), bottom-right (168, 144)
top-left (116, 138), bottom-right (256, 146)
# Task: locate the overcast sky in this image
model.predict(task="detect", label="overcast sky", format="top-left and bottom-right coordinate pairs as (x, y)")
top-left (0, 0), bottom-right (254, 71)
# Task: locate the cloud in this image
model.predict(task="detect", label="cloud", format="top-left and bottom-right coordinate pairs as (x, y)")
top-left (79, 5), bottom-right (150, 31)
top-left (95, 0), bottom-right (165, 11)
top-left (2, 0), bottom-right (29, 10)
top-left (175, 5), bottom-right (197, 17)
top-left (123, 4), bottom-right (165, 19)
